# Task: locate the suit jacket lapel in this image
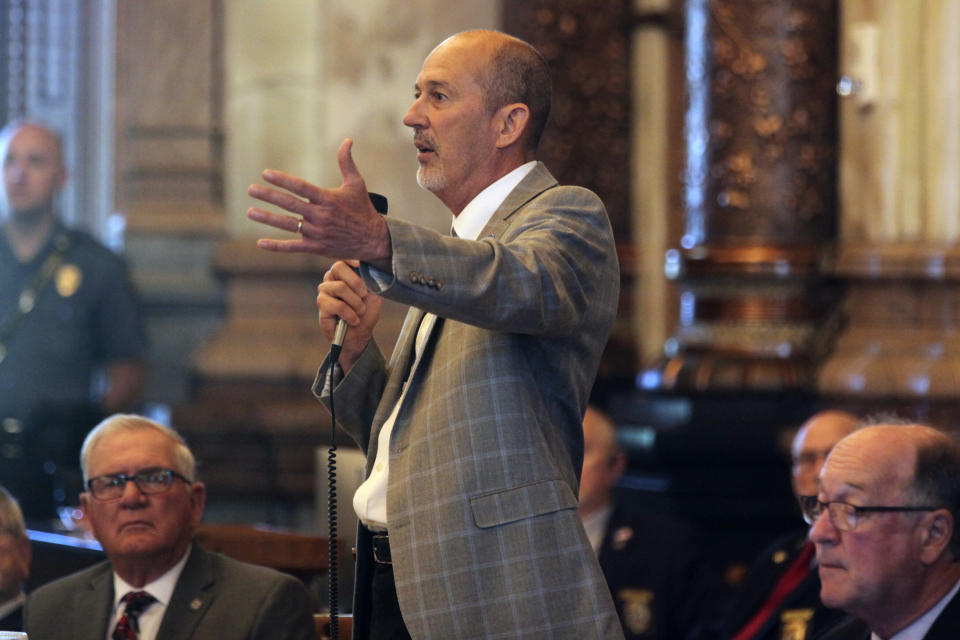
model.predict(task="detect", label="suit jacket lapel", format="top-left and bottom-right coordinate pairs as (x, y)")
top-left (156, 544), bottom-right (216, 640)
top-left (76, 564), bottom-right (113, 640)
top-left (479, 162), bottom-right (558, 241)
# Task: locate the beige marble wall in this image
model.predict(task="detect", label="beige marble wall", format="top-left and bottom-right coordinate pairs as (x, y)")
top-left (632, 0), bottom-right (673, 367)
top-left (224, 0), bottom-right (500, 237)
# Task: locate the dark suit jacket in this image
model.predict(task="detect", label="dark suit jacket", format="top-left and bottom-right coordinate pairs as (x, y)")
top-left (714, 530), bottom-right (846, 640)
top-left (597, 507), bottom-right (712, 640)
top-left (816, 584), bottom-right (960, 639)
top-left (316, 163), bottom-right (623, 639)
top-left (0, 602), bottom-right (22, 631)
top-left (23, 542), bottom-right (316, 640)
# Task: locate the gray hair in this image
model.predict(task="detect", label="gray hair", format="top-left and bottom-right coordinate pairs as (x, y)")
top-left (80, 414), bottom-right (196, 483)
top-left (457, 30), bottom-right (552, 152)
top-left (909, 428), bottom-right (960, 558)
top-left (0, 485), bottom-right (26, 539)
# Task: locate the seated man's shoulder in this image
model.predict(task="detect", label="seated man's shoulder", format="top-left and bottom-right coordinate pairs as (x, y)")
top-left (210, 550), bottom-right (307, 588)
top-left (199, 549), bottom-right (315, 611)
top-left (28, 558), bottom-right (112, 601)
top-left (185, 549), bottom-right (316, 639)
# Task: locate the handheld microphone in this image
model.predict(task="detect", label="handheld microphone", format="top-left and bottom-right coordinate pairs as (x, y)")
top-left (330, 192), bottom-right (388, 361)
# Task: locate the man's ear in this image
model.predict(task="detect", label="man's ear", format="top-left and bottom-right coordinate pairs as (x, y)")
top-left (918, 509), bottom-right (954, 565)
top-left (494, 103), bottom-right (530, 149)
top-left (189, 481), bottom-right (207, 528)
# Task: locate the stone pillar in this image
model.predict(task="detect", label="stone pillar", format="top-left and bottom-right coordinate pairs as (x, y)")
top-left (651, 0), bottom-right (839, 391)
top-left (503, 0), bottom-right (634, 387)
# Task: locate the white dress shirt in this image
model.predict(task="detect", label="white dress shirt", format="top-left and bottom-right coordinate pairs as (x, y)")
top-left (352, 161), bottom-right (537, 529)
top-left (580, 505), bottom-right (613, 554)
top-left (106, 547), bottom-right (191, 640)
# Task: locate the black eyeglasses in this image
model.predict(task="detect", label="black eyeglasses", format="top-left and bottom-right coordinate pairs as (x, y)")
top-left (86, 467), bottom-right (191, 501)
top-left (798, 495), bottom-right (940, 531)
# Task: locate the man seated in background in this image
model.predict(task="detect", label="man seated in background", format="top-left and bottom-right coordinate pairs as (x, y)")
top-left (25, 414), bottom-right (315, 640)
top-left (0, 120), bottom-right (147, 519)
top-left (579, 405), bottom-right (714, 639)
top-left (810, 422), bottom-right (960, 640)
top-left (711, 409), bottom-right (860, 640)
top-left (0, 485), bottom-right (30, 630)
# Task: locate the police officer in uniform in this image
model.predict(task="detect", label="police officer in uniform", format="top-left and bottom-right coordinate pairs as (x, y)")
top-left (579, 405), bottom-right (714, 639)
top-left (0, 120), bottom-right (146, 520)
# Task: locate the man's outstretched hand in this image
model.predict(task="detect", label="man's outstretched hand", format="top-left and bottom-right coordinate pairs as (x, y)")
top-left (247, 138), bottom-right (391, 270)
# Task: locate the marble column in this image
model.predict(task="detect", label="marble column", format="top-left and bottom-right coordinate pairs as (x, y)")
top-left (651, 0), bottom-right (839, 391)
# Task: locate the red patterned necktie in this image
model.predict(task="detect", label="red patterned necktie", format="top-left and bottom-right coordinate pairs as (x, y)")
top-left (113, 590), bottom-right (157, 640)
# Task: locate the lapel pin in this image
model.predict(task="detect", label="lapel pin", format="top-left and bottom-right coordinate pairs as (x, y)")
top-left (190, 598), bottom-right (203, 611)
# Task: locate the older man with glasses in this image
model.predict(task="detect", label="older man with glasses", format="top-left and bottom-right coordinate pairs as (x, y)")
top-left (803, 423), bottom-right (960, 640)
top-left (24, 414), bottom-right (316, 640)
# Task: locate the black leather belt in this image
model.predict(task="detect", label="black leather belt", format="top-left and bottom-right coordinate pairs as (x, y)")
top-left (372, 533), bottom-right (392, 565)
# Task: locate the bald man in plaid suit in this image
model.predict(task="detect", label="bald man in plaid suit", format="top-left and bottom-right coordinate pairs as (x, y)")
top-left (248, 30), bottom-right (623, 639)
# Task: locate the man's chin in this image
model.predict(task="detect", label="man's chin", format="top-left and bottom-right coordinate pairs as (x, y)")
top-left (818, 581), bottom-right (850, 610)
top-left (416, 168), bottom-right (445, 193)
top-left (109, 535), bottom-right (166, 558)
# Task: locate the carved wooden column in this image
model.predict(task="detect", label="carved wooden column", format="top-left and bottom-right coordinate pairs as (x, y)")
top-left (652, 0), bottom-right (840, 391)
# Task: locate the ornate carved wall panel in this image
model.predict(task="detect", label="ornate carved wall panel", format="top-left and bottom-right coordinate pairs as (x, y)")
top-left (652, 0), bottom-right (840, 391)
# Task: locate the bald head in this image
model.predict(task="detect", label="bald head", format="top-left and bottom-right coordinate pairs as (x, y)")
top-left (811, 424), bottom-right (960, 633)
top-left (438, 30), bottom-right (551, 152)
top-left (1, 120), bottom-right (66, 223)
top-left (821, 422), bottom-right (960, 557)
top-left (791, 410), bottom-right (860, 498)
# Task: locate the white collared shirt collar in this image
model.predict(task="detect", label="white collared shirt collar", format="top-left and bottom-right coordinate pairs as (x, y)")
top-left (876, 574), bottom-right (960, 640)
top-left (451, 161), bottom-right (536, 241)
top-left (580, 504), bottom-right (613, 555)
top-left (109, 545), bottom-right (192, 640)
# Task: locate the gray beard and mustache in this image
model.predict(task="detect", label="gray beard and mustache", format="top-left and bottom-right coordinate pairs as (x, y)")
top-left (414, 134), bottom-right (445, 193)
top-left (416, 162), bottom-right (445, 193)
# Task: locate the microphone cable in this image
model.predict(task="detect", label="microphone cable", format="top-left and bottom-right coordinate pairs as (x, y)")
top-left (324, 191), bottom-right (387, 639)
top-left (326, 351), bottom-right (341, 639)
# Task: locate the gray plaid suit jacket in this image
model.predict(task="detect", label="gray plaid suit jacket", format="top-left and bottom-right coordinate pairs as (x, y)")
top-left (315, 163), bottom-right (624, 639)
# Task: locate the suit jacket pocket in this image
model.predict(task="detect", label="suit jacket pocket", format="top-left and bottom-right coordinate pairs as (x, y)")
top-left (470, 478), bottom-right (577, 528)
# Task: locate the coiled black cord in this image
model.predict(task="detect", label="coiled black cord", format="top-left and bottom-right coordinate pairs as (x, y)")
top-left (326, 345), bottom-right (342, 639)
